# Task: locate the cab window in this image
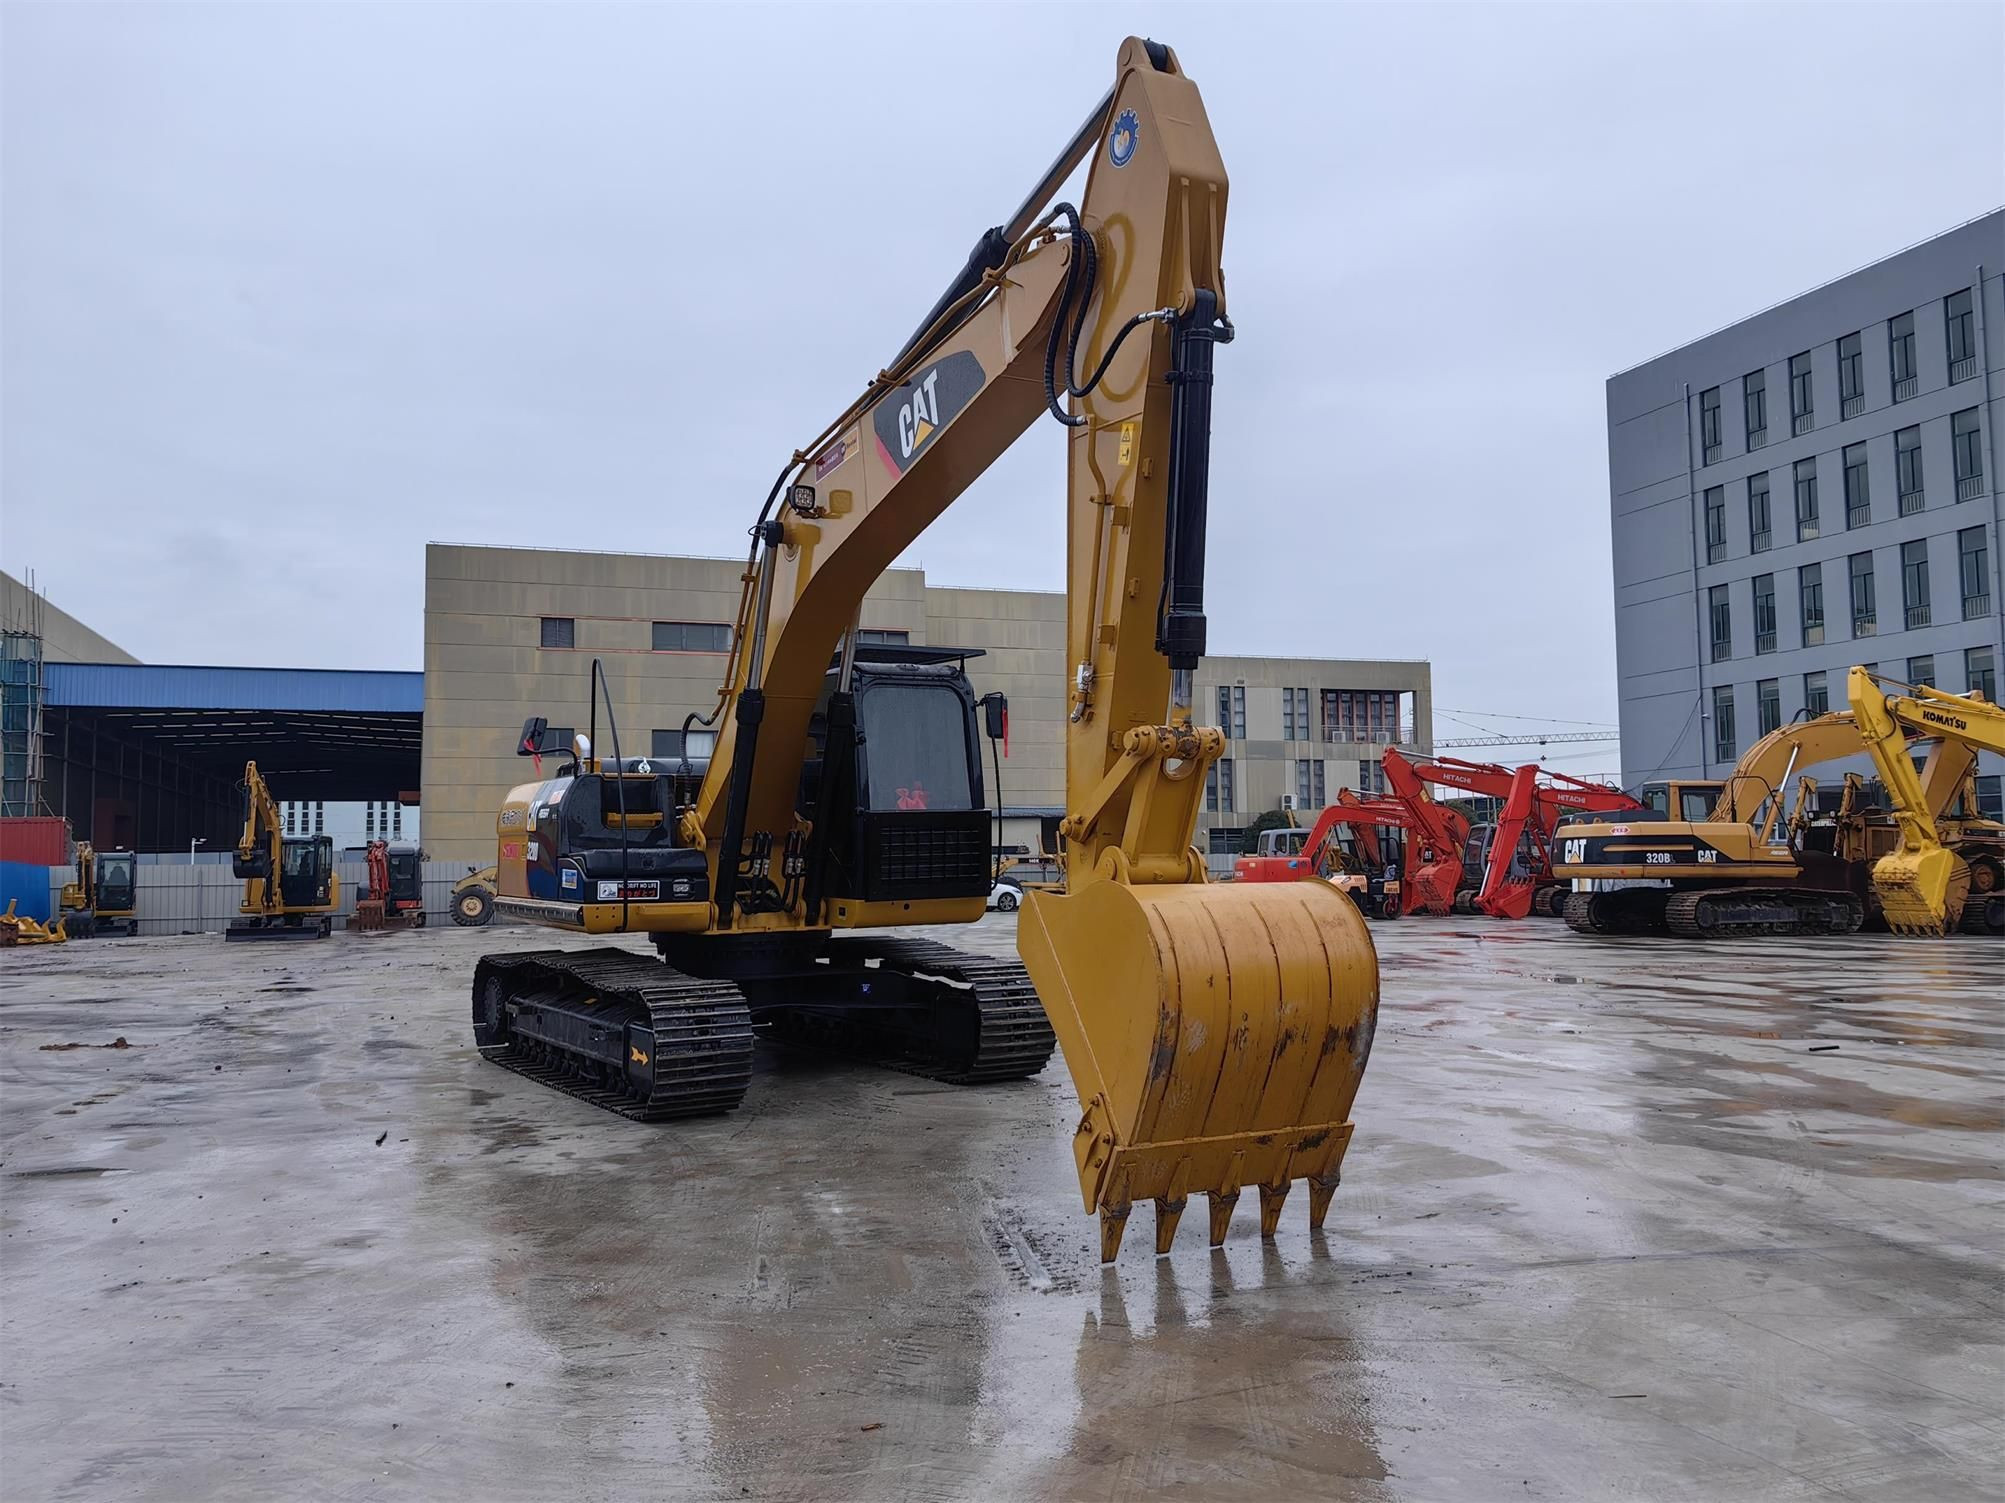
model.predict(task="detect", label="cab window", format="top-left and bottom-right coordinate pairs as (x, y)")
top-left (860, 683), bottom-right (975, 812)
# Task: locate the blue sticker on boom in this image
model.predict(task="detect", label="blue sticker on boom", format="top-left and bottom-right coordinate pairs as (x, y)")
top-left (1109, 108), bottom-right (1139, 168)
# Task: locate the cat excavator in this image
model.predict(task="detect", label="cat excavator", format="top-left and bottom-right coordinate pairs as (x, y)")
top-left (1845, 668), bottom-right (2005, 935)
top-left (229, 761), bottom-right (339, 941)
top-left (1552, 708), bottom-right (1974, 938)
top-left (469, 40), bottom-right (1378, 1261)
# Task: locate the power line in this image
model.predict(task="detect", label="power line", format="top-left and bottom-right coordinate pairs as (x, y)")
top-left (1434, 730), bottom-right (1621, 749)
top-left (1434, 706), bottom-right (1618, 728)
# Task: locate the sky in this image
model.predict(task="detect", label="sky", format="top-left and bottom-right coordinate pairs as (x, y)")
top-left (4, 1), bottom-right (2001, 769)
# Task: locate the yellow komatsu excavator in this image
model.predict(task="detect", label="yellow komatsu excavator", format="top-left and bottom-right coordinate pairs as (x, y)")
top-left (471, 39), bottom-right (1378, 1260)
top-left (1845, 668), bottom-right (2005, 936)
top-left (228, 761), bottom-right (340, 941)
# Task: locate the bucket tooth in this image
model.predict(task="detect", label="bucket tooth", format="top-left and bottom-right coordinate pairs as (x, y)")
top-left (1099, 1204), bottom-right (1131, 1263)
top-left (1207, 1189), bottom-right (1239, 1248)
top-left (1258, 1182), bottom-right (1291, 1239)
top-left (1308, 1173), bottom-right (1340, 1231)
top-left (1153, 1196), bottom-right (1187, 1256)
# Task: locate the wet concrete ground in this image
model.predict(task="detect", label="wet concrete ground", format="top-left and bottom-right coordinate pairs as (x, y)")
top-left (2, 916), bottom-right (2000, 1501)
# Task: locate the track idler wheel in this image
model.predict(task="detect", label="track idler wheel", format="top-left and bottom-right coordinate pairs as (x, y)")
top-left (1018, 877), bottom-right (1377, 1262)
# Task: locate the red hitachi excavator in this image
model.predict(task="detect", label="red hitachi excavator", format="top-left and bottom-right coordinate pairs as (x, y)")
top-left (1378, 751), bottom-right (1470, 915)
top-left (1381, 750), bottom-right (1642, 918)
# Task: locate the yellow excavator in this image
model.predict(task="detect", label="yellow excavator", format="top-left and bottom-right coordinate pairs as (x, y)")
top-left (58, 844), bottom-right (139, 938)
top-left (471, 39), bottom-right (1378, 1260)
top-left (228, 761), bottom-right (340, 941)
top-left (1845, 668), bottom-right (2005, 936)
top-left (1554, 711), bottom-right (1903, 937)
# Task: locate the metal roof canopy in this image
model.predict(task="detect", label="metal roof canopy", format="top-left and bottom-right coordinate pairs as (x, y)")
top-left (46, 663), bottom-right (422, 803)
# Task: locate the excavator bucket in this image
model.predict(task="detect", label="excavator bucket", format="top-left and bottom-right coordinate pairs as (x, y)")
top-left (1019, 876), bottom-right (1378, 1260)
top-left (1871, 847), bottom-right (1971, 937)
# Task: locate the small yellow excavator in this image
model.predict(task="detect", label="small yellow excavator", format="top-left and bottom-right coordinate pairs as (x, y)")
top-left (59, 844), bottom-right (139, 938)
top-left (470, 39), bottom-right (1378, 1259)
top-left (228, 761), bottom-right (339, 941)
top-left (1845, 668), bottom-right (2005, 935)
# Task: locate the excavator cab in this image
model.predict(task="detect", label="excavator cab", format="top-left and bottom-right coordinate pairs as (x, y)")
top-left (278, 837), bottom-right (335, 909)
top-left (800, 655), bottom-right (993, 914)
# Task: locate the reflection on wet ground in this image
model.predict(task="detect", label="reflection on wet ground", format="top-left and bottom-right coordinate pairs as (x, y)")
top-left (3, 920), bottom-right (2000, 1499)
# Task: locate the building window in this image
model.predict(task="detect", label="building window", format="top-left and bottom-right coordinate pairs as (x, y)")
top-left (392, 803), bottom-right (402, 837)
top-left (652, 620), bottom-right (732, 652)
top-left (1798, 562), bottom-right (1824, 645)
top-left (1699, 385), bottom-right (1722, 463)
top-left (1743, 368), bottom-right (1767, 449)
top-left (1757, 678), bottom-right (1781, 737)
top-left (1712, 685), bottom-right (1736, 763)
top-left (1952, 408), bottom-right (1985, 501)
top-left (1889, 310), bottom-right (1917, 400)
top-left (314, 802), bottom-right (325, 835)
top-left (1216, 685), bottom-right (1246, 739)
top-left (854, 628), bottom-right (910, 646)
top-left (1946, 289), bottom-right (1977, 382)
top-left (1788, 351), bottom-right (1814, 435)
top-left (1704, 486), bottom-right (1726, 562)
top-left (1206, 757), bottom-right (1235, 812)
top-left (651, 728), bottom-right (718, 762)
top-left (1892, 425), bottom-right (1924, 515)
top-left (1748, 472), bottom-right (1771, 553)
top-left (1960, 525), bottom-right (1991, 620)
top-left (1849, 551), bottom-right (1877, 636)
top-left (1977, 775), bottom-right (2003, 822)
top-left (366, 803), bottom-right (375, 837)
top-left (1752, 573), bottom-right (1776, 654)
top-left (1282, 687), bottom-right (1310, 740)
top-left (1841, 442), bottom-right (1870, 528)
top-left (1320, 690), bottom-right (1402, 743)
top-left (1358, 758), bottom-right (1385, 796)
top-left (1907, 654), bottom-right (1935, 688)
top-left (1792, 458), bottom-right (1818, 541)
top-left (1294, 758), bottom-right (1326, 808)
top-left (1901, 539), bottom-right (1931, 628)
top-left (540, 616), bottom-right (576, 650)
top-left (1709, 584), bottom-right (1732, 661)
top-left (1206, 826), bottom-right (1247, 857)
top-left (1803, 670), bottom-right (1829, 717)
top-left (1968, 646), bottom-right (1997, 703)
top-left (1837, 331), bottom-right (1864, 419)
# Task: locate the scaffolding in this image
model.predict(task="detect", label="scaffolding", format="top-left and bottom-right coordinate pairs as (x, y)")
top-left (2, 582), bottom-right (49, 818)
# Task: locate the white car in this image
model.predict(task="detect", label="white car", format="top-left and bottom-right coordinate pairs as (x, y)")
top-left (987, 880), bottom-right (1023, 912)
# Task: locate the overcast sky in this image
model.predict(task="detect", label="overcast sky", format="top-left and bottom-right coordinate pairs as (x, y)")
top-left (4, 2), bottom-right (2000, 766)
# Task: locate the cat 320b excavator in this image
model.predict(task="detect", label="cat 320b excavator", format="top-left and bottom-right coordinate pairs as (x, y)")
top-left (470, 39), bottom-right (1379, 1261)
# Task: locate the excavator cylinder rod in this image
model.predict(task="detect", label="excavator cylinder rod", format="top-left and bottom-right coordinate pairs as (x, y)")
top-left (1020, 876), bottom-right (1377, 1260)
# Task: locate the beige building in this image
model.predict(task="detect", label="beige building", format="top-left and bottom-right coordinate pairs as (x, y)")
top-left (422, 545), bottom-right (1431, 869)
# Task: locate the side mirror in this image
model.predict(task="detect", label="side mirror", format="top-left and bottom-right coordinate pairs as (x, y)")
top-left (981, 693), bottom-right (1008, 742)
top-left (518, 717), bottom-right (550, 756)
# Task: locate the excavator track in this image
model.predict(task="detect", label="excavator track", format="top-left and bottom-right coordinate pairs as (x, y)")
top-left (767, 937), bottom-right (1057, 1085)
top-left (1561, 888), bottom-right (1670, 935)
top-left (1661, 888), bottom-right (1864, 940)
top-left (472, 948), bottom-right (754, 1121)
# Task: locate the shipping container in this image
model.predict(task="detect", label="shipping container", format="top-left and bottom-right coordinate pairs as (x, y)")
top-left (0, 817), bottom-right (70, 868)
top-left (0, 860), bottom-right (55, 922)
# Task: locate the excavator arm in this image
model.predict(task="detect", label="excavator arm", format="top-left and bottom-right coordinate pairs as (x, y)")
top-left (657, 40), bottom-right (1377, 1257)
top-left (1846, 668), bottom-right (2005, 934)
top-left (232, 761), bottom-right (285, 910)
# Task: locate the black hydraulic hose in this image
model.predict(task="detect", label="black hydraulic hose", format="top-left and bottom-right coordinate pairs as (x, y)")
top-left (988, 730), bottom-right (1006, 879)
top-left (591, 658), bottom-right (630, 934)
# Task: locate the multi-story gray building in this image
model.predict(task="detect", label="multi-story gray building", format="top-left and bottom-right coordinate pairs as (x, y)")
top-left (1608, 211), bottom-right (2004, 815)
